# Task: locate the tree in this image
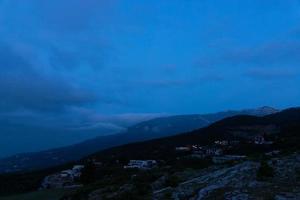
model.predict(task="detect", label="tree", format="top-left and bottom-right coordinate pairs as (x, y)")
top-left (80, 160), bottom-right (96, 184)
top-left (257, 161), bottom-right (274, 179)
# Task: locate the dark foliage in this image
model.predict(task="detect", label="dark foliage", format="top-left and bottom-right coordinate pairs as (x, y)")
top-left (80, 160), bottom-right (96, 184)
top-left (257, 161), bottom-right (274, 179)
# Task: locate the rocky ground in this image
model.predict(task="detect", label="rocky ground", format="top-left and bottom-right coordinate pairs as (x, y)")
top-left (153, 153), bottom-right (300, 200)
top-left (62, 153), bottom-right (300, 200)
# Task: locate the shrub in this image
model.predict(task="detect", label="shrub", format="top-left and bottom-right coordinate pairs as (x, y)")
top-left (257, 161), bottom-right (274, 179)
top-left (80, 161), bottom-right (96, 184)
top-left (165, 175), bottom-right (180, 187)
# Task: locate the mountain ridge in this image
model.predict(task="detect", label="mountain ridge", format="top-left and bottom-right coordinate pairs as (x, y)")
top-left (87, 107), bottom-right (300, 162)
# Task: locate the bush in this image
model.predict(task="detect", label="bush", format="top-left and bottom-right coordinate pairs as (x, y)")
top-left (163, 191), bottom-right (173, 200)
top-left (165, 175), bottom-right (180, 187)
top-left (296, 167), bottom-right (300, 180)
top-left (257, 161), bottom-right (274, 179)
top-left (80, 161), bottom-right (96, 184)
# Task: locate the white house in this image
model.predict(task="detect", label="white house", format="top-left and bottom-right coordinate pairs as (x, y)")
top-left (205, 147), bottom-right (223, 156)
top-left (124, 160), bottom-right (157, 169)
top-left (254, 135), bottom-right (265, 144)
top-left (72, 165), bottom-right (84, 177)
top-left (175, 146), bottom-right (191, 151)
top-left (40, 165), bottom-right (85, 189)
top-left (214, 140), bottom-right (229, 146)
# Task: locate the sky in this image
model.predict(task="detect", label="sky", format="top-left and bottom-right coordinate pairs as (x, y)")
top-left (1, 0), bottom-right (300, 154)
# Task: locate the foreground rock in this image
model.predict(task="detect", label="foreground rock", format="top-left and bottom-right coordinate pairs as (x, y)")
top-left (153, 153), bottom-right (300, 200)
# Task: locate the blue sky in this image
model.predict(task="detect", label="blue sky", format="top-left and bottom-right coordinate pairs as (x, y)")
top-left (1, 0), bottom-right (300, 130)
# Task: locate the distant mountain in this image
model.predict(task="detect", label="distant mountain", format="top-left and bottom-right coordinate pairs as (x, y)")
top-left (89, 107), bottom-right (300, 161)
top-left (0, 106), bottom-right (279, 173)
top-left (0, 120), bottom-right (125, 159)
top-left (125, 106), bottom-right (279, 139)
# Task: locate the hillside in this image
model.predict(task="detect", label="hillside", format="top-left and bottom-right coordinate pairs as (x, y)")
top-left (0, 107), bottom-right (297, 198)
top-left (0, 107), bottom-right (278, 173)
top-left (87, 107), bottom-right (300, 162)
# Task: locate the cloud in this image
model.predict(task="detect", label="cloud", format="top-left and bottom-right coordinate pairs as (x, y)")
top-left (0, 0), bottom-right (115, 71)
top-left (0, 0), bottom-right (117, 32)
top-left (49, 42), bottom-right (110, 70)
top-left (0, 43), bottom-right (97, 113)
top-left (197, 39), bottom-right (300, 68)
top-left (226, 41), bottom-right (300, 65)
top-left (245, 68), bottom-right (300, 80)
top-left (139, 79), bottom-right (190, 88)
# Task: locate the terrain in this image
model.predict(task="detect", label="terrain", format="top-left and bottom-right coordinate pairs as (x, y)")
top-left (0, 107), bottom-right (278, 173)
top-left (0, 107), bottom-right (298, 200)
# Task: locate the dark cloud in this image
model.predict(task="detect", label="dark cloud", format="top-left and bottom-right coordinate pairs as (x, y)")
top-left (33, 0), bottom-right (117, 31)
top-left (139, 79), bottom-right (190, 88)
top-left (0, 43), bottom-right (97, 112)
top-left (225, 41), bottom-right (300, 65)
top-left (245, 68), bottom-right (300, 80)
top-left (198, 40), bottom-right (300, 68)
top-left (49, 43), bottom-right (110, 70)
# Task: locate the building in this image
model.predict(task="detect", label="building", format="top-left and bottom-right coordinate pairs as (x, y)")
top-left (214, 140), bottom-right (229, 146)
top-left (175, 146), bottom-right (191, 151)
top-left (72, 165), bottom-right (85, 178)
top-left (124, 160), bottom-right (157, 169)
top-left (265, 150), bottom-right (280, 156)
top-left (41, 173), bottom-right (74, 189)
top-left (192, 145), bottom-right (202, 151)
top-left (41, 165), bottom-right (85, 189)
top-left (205, 147), bottom-right (223, 156)
top-left (254, 135), bottom-right (265, 144)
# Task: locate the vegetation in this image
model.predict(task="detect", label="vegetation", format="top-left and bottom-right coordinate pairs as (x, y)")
top-left (256, 161), bottom-right (274, 180)
top-left (80, 160), bottom-right (96, 184)
top-left (165, 174), bottom-right (180, 187)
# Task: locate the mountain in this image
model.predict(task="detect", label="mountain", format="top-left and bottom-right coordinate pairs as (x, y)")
top-left (124, 106), bottom-right (279, 139)
top-left (88, 107), bottom-right (300, 162)
top-left (0, 106), bottom-right (279, 173)
top-left (0, 120), bottom-right (125, 159)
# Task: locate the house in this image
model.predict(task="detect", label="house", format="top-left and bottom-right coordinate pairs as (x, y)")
top-left (72, 165), bottom-right (84, 178)
top-left (192, 145), bottom-right (202, 151)
top-left (175, 146), bottom-right (191, 151)
top-left (190, 148), bottom-right (207, 159)
top-left (214, 140), bottom-right (229, 146)
top-left (60, 170), bottom-right (74, 179)
top-left (265, 150), bottom-right (280, 156)
top-left (192, 145), bottom-right (223, 157)
top-left (41, 173), bottom-right (74, 189)
top-left (124, 160), bottom-right (157, 169)
top-left (254, 135), bottom-right (265, 144)
top-left (205, 147), bottom-right (223, 156)
top-left (41, 165), bottom-right (85, 189)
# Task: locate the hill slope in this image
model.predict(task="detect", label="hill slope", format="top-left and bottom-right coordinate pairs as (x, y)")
top-left (89, 107), bottom-right (300, 161)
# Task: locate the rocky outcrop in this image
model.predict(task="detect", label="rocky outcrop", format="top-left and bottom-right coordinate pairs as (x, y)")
top-left (153, 153), bottom-right (300, 200)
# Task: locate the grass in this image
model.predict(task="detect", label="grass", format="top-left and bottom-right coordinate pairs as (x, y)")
top-left (0, 189), bottom-right (74, 200)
